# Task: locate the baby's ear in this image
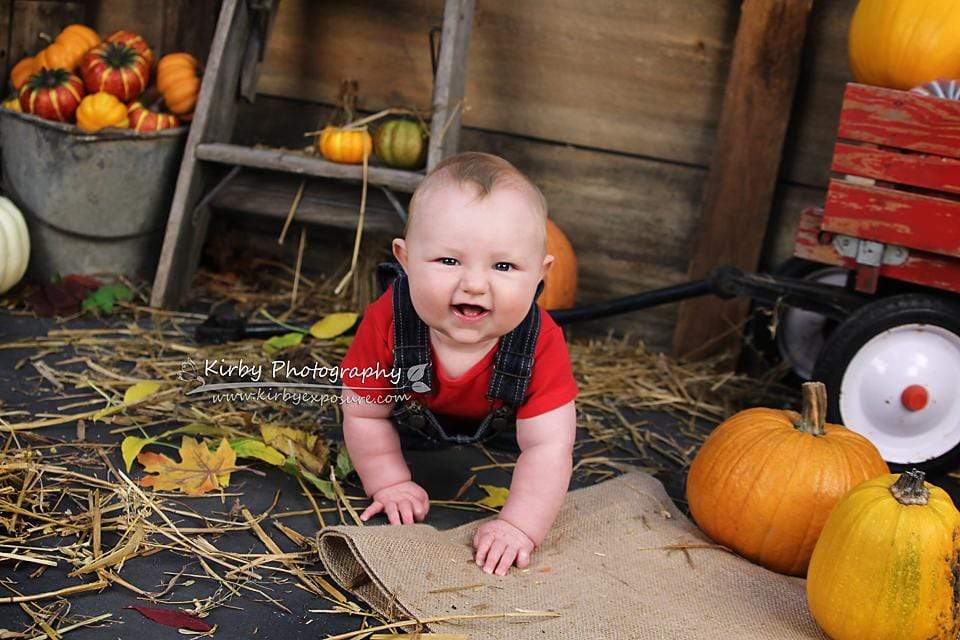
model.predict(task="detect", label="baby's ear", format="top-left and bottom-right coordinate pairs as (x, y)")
top-left (541, 253), bottom-right (555, 275)
top-left (392, 238), bottom-right (408, 268)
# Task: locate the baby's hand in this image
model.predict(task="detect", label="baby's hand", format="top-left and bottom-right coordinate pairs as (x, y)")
top-left (473, 518), bottom-right (534, 576)
top-left (360, 480), bottom-right (430, 525)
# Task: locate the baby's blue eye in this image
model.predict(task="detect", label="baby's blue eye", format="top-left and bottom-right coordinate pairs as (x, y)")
top-left (494, 262), bottom-right (514, 272)
top-left (439, 257), bottom-right (458, 266)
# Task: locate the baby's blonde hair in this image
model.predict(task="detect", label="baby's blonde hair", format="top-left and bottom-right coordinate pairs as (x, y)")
top-left (406, 152), bottom-right (548, 253)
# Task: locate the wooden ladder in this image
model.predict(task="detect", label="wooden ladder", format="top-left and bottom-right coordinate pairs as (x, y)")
top-left (150, 0), bottom-right (475, 309)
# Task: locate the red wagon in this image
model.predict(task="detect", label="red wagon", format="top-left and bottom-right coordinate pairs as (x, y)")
top-left (787, 82), bottom-right (960, 469)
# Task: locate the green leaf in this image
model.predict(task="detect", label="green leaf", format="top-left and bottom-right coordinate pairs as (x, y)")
top-left (81, 284), bottom-right (134, 315)
top-left (263, 332), bottom-right (304, 354)
top-left (335, 447), bottom-right (353, 479)
top-left (229, 438), bottom-right (285, 466)
top-left (165, 423), bottom-right (229, 438)
top-left (121, 435), bottom-right (155, 472)
top-left (309, 312), bottom-right (358, 339)
top-left (280, 456), bottom-right (335, 499)
top-left (477, 484), bottom-right (510, 509)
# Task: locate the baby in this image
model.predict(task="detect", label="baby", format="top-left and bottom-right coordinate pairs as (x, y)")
top-left (338, 152), bottom-right (578, 576)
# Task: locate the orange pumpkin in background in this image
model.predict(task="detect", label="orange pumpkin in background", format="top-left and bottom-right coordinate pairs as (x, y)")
top-left (685, 381), bottom-right (889, 576)
top-left (54, 24), bottom-right (101, 69)
top-left (539, 219), bottom-right (578, 310)
top-left (35, 41), bottom-right (76, 71)
top-left (318, 125), bottom-right (372, 164)
top-left (157, 53), bottom-right (201, 117)
top-left (11, 57), bottom-right (39, 90)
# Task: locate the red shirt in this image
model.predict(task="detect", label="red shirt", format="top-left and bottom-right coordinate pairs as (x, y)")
top-left (339, 284), bottom-right (579, 420)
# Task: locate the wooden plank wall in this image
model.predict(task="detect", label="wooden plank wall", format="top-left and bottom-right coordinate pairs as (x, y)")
top-left (9, 0), bottom-right (858, 350)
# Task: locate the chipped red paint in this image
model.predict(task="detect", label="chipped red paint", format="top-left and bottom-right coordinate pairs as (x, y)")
top-left (838, 84), bottom-right (960, 160)
top-left (795, 209), bottom-right (960, 294)
top-left (823, 180), bottom-right (960, 258)
top-left (832, 142), bottom-right (960, 195)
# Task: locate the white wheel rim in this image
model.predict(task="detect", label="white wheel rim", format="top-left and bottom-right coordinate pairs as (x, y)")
top-left (777, 268), bottom-right (848, 379)
top-left (839, 322), bottom-right (960, 464)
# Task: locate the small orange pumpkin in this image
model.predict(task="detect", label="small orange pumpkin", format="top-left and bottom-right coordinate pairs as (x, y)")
top-left (55, 24), bottom-right (100, 69)
top-left (540, 219), bottom-right (578, 310)
top-left (127, 101), bottom-right (179, 132)
top-left (156, 53), bottom-right (201, 116)
top-left (685, 381), bottom-right (889, 576)
top-left (11, 57), bottom-right (39, 90)
top-left (35, 42), bottom-right (76, 71)
top-left (76, 91), bottom-right (129, 132)
top-left (318, 125), bottom-right (372, 164)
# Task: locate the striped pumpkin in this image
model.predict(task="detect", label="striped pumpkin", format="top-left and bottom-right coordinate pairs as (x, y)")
top-left (18, 68), bottom-right (85, 122)
top-left (80, 41), bottom-right (149, 103)
top-left (127, 101), bottom-right (180, 132)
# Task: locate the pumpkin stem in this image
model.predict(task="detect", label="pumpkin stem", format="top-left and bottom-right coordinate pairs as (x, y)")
top-left (890, 468), bottom-right (930, 506)
top-left (794, 381), bottom-right (827, 436)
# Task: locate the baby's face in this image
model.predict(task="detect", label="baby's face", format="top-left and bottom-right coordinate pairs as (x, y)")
top-left (393, 182), bottom-right (553, 348)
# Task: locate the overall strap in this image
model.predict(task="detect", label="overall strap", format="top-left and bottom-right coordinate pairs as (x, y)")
top-left (391, 270), bottom-right (433, 395)
top-left (486, 279), bottom-right (545, 408)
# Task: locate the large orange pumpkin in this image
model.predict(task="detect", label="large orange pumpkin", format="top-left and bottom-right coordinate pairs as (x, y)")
top-left (539, 219), bottom-right (577, 310)
top-left (685, 381), bottom-right (889, 576)
top-left (849, 0), bottom-right (960, 89)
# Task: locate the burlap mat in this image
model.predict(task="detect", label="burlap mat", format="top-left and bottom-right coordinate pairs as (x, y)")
top-left (317, 469), bottom-right (828, 639)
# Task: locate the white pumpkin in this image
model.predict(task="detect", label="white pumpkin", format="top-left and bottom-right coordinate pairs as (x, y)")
top-left (0, 196), bottom-right (29, 295)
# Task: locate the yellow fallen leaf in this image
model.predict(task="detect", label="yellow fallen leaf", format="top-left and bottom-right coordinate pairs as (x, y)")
top-left (93, 380), bottom-right (162, 421)
top-left (477, 484), bottom-right (510, 509)
top-left (121, 436), bottom-right (155, 473)
top-left (260, 423), bottom-right (328, 476)
top-left (309, 312), bottom-right (358, 339)
top-left (124, 381), bottom-right (160, 404)
top-left (137, 437), bottom-right (237, 495)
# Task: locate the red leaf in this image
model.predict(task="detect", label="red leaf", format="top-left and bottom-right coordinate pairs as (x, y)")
top-left (62, 274), bottom-right (102, 290)
top-left (124, 605), bottom-right (213, 631)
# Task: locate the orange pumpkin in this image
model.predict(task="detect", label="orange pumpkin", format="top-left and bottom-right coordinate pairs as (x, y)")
top-left (11, 57), bottom-right (39, 90)
top-left (685, 381), bottom-right (889, 576)
top-left (318, 125), bottom-right (372, 164)
top-left (35, 42), bottom-right (76, 71)
top-left (156, 53), bottom-right (201, 116)
top-left (539, 219), bottom-right (578, 310)
top-left (55, 24), bottom-right (101, 69)
top-left (127, 101), bottom-right (180, 132)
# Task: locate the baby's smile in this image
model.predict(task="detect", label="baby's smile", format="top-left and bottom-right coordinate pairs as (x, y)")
top-left (452, 303), bottom-right (490, 323)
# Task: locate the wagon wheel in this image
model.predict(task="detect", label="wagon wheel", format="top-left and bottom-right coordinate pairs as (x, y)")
top-left (812, 294), bottom-right (960, 471)
top-left (749, 258), bottom-right (849, 380)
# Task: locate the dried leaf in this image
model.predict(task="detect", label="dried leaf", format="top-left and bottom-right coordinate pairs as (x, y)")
top-left (124, 381), bottom-right (161, 404)
top-left (282, 457), bottom-right (335, 499)
top-left (124, 606), bottom-right (212, 632)
top-left (477, 484), bottom-right (510, 509)
top-left (260, 423), bottom-right (328, 475)
top-left (138, 437), bottom-right (237, 495)
top-left (263, 332), bottom-right (303, 353)
top-left (309, 312), bottom-right (358, 339)
top-left (229, 437), bottom-right (285, 466)
top-left (94, 380), bottom-right (162, 421)
top-left (121, 435), bottom-right (155, 472)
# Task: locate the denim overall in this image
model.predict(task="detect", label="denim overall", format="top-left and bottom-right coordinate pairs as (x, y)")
top-left (375, 262), bottom-right (545, 449)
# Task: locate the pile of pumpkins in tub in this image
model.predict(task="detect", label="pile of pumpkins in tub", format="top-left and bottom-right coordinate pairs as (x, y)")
top-left (2, 24), bottom-right (200, 132)
top-left (687, 381), bottom-right (959, 640)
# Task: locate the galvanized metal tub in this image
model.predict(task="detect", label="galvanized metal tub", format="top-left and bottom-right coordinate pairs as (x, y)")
top-left (0, 108), bottom-right (187, 281)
